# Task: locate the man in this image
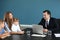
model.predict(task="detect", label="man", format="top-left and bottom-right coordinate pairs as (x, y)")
top-left (38, 10), bottom-right (59, 33)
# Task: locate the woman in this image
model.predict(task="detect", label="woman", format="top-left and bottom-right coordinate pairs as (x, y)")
top-left (11, 18), bottom-right (24, 34)
top-left (4, 11), bottom-right (13, 32)
top-left (4, 11), bottom-right (24, 34)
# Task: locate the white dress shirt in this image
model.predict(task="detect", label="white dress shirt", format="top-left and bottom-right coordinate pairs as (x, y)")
top-left (45, 18), bottom-right (50, 28)
top-left (46, 18), bottom-right (50, 25)
top-left (11, 24), bottom-right (21, 32)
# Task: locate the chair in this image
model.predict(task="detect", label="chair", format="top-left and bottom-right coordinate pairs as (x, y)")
top-left (56, 19), bottom-right (60, 33)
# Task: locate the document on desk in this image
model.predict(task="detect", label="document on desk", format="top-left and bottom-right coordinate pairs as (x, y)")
top-left (31, 34), bottom-right (46, 37)
top-left (54, 34), bottom-right (60, 37)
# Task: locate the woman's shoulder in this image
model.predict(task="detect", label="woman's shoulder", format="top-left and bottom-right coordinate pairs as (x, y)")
top-left (12, 24), bottom-right (16, 27)
top-left (4, 22), bottom-right (8, 25)
top-left (4, 22), bottom-right (7, 24)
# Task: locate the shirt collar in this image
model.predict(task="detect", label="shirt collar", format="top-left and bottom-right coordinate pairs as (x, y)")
top-left (46, 17), bottom-right (50, 24)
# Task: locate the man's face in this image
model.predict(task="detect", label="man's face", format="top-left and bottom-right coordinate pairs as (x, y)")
top-left (43, 12), bottom-right (50, 20)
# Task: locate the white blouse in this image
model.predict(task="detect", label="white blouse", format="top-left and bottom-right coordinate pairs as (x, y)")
top-left (11, 24), bottom-right (21, 32)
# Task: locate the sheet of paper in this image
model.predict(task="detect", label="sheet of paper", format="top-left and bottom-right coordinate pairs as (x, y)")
top-left (54, 34), bottom-right (60, 37)
top-left (31, 34), bottom-right (46, 37)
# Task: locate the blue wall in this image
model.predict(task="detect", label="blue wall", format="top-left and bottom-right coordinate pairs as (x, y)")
top-left (0, 0), bottom-right (60, 24)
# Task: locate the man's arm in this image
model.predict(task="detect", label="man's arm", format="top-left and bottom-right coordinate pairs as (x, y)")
top-left (38, 18), bottom-right (44, 25)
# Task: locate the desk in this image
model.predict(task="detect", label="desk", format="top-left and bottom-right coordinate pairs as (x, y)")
top-left (0, 34), bottom-right (60, 40)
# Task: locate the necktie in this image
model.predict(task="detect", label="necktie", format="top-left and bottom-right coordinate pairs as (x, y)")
top-left (45, 21), bottom-right (48, 28)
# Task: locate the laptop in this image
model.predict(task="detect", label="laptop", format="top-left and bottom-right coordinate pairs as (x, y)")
top-left (32, 25), bottom-right (43, 35)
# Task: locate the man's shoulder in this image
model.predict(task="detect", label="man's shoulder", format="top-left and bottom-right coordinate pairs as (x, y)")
top-left (50, 17), bottom-right (56, 21)
top-left (41, 18), bottom-right (45, 20)
top-left (50, 17), bottom-right (56, 20)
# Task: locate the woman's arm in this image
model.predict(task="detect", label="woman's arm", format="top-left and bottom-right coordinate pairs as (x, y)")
top-left (11, 31), bottom-right (24, 34)
top-left (0, 31), bottom-right (10, 39)
top-left (4, 22), bottom-right (11, 32)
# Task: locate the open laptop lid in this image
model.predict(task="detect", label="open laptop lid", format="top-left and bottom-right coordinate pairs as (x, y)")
top-left (32, 25), bottom-right (43, 34)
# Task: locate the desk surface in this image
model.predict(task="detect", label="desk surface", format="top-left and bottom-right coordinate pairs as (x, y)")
top-left (0, 34), bottom-right (60, 40)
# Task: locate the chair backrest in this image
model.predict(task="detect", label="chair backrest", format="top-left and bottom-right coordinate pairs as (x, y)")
top-left (56, 19), bottom-right (60, 25)
top-left (56, 19), bottom-right (60, 33)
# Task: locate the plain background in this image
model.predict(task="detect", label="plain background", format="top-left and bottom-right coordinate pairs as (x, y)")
top-left (0, 0), bottom-right (60, 24)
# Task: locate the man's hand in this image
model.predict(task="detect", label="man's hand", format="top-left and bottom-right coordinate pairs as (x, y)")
top-left (43, 29), bottom-right (48, 32)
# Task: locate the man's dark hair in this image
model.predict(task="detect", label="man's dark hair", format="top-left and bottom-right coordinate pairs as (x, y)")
top-left (43, 10), bottom-right (51, 16)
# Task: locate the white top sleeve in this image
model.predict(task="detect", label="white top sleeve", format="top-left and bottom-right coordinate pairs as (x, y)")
top-left (17, 25), bottom-right (21, 32)
top-left (11, 24), bottom-right (21, 32)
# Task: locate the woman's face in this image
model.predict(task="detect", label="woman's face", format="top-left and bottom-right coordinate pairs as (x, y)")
top-left (9, 13), bottom-right (13, 19)
top-left (14, 21), bottom-right (19, 25)
top-left (1, 22), bottom-right (4, 28)
top-left (0, 22), bottom-right (4, 29)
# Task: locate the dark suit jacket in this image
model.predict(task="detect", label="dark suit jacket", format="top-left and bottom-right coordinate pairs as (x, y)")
top-left (38, 17), bottom-right (59, 33)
